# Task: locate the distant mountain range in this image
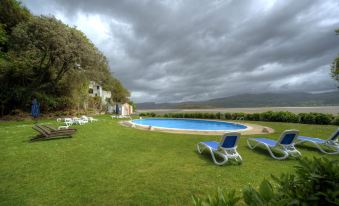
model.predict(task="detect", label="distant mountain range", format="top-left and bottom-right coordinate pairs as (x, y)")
top-left (136, 91), bottom-right (339, 109)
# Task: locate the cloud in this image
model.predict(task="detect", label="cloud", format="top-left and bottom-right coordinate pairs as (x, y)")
top-left (23, 0), bottom-right (339, 103)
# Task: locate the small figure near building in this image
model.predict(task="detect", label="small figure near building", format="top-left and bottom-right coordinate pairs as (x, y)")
top-left (31, 98), bottom-right (40, 119)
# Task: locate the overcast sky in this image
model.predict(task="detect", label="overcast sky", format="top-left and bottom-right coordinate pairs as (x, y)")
top-left (22, 0), bottom-right (339, 103)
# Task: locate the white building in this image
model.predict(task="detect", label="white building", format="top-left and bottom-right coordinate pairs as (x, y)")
top-left (110, 102), bottom-right (133, 115)
top-left (88, 81), bottom-right (111, 104)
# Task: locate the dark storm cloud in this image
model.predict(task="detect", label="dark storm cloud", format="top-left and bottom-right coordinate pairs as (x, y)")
top-left (23, 0), bottom-right (339, 102)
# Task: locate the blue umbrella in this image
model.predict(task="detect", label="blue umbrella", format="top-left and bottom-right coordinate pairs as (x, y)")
top-left (31, 98), bottom-right (40, 118)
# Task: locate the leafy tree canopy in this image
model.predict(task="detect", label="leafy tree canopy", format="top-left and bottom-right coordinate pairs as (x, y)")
top-left (0, 0), bottom-right (129, 115)
top-left (0, 0), bottom-right (31, 32)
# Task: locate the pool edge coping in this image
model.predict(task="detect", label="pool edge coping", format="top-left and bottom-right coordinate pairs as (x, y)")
top-left (121, 118), bottom-right (274, 135)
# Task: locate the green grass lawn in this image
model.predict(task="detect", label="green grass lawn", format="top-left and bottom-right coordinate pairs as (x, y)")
top-left (0, 116), bottom-right (338, 205)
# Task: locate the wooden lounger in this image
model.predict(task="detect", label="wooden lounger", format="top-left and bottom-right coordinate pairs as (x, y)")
top-left (42, 125), bottom-right (76, 133)
top-left (31, 124), bottom-right (77, 141)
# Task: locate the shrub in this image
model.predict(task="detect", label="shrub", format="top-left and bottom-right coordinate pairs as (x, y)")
top-left (332, 115), bottom-right (339, 125)
top-left (298, 113), bottom-right (316, 124)
top-left (231, 113), bottom-right (245, 120)
top-left (313, 113), bottom-right (333, 125)
top-left (245, 113), bottom-right (260, 121)
top-left (299, 113), bottom-right (334, 125)
top-left (270, 157), bottom-right (339, 205)
top-left (273, 111), bottom-right (299, 123)
top-left (192, 188), bottom-right (241, 206)
top-left (193, 157), bottom-right (339, 206)
top-left (208, 113), bottom-right (217, 119)
top-left (224, 113), bottom-right (232, 120)
top-left (259, 111), bottom-right (274, 121)
top-left (139, 112), bottom-right (156, 117)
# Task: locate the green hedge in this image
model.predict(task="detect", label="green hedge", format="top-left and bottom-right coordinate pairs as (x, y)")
top-left (139, 111), bottom-right (339, 125)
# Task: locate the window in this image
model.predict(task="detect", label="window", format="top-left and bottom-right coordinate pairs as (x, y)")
top-left (97, 86), bottom-right (100, 90)
top-left (88, 88), bottom-right (93, 94)
top-left (95, 94), bottom-right (97, 97)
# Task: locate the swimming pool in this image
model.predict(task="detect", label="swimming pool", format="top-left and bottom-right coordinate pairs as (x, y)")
top-left (131, 118), bottom-right (248, 132)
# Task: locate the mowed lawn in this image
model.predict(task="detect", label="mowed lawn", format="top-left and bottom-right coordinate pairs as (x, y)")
top-left (0, 116), bottom-right (338, 205)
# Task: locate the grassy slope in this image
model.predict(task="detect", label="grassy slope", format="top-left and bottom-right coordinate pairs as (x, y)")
top-left (0, 116), bottom-right (338, 205)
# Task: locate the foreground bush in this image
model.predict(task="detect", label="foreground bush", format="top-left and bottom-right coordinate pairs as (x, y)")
top-left (192, 157), bottom-right (339, 206)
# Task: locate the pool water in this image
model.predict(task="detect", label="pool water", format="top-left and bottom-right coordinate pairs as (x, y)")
top-left (131, 118), bottom-right (247, 131)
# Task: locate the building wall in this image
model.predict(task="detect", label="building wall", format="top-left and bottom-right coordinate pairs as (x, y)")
top-left (88, 81), bottom-right (112, 105)
top-left (111, 103), bottom-right (133, 115)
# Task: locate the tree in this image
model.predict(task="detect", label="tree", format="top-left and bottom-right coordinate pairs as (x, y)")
top-left (0, 0), bottom-right (130, 115)
top-left (0, 0), bottom-right (31, 33)
top-left (331, 29), bottom-right (339, 87)
top-left (110, 77), bottom-right (130, 103)
top-left (0, 23), bottom-right (7, 45)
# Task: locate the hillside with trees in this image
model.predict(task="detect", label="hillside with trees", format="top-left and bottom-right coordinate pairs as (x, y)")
top-left (136, 91), bottom-right (339, 109)
top-left (0, 0), bottom-right (130, 116)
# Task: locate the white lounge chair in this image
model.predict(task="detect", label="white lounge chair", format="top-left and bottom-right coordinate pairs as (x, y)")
top-left (247, 130), bottom-right (301, 160)
top-left (88, 117), bottom-right (98, 122)
top-left (72, 117), bottom-right (86, 125)
top-left (295, 128), bottom-right (339, 154)
top-left (80, 116), bottom-right (90, 124)
top-left (58, 118), bottom-right (73, 129)
top-left (111, 115), bottom-right (119, 119)
top-left (111, 115), bottom-right (126, 119)
top-left (197, 132), bottom-right (242, 165)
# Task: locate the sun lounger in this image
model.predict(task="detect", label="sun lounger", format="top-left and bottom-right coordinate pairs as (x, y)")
top-left (247, 130), bottom-right (301, 160)
top-left (72, 117), bottom-right (86, 125)
top-left (31, 124), bottom-right (76, 141)
top-left (81, 115), bottom-right (98, 123)
top-left (88, 117), bottom-right (98, 122)
top-left (295, 128), bottom-right (339, 154)
top-left (197, 132), bottom-right (242, 165)
top-left (42, 125), bottom-right (76, 132)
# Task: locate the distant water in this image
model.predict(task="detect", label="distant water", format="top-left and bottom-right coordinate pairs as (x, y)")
top-left (138, 106), bottom-right (339, 115)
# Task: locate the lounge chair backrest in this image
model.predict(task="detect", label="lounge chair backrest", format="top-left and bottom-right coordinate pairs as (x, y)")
top-left (64, 118), bottom-right (73, 126)
top-left (81, 115), bottom-right (88, 120)
top-left (33, 125), bottom-right (49, 137)
top-left (277, 130), bottom-right (299, 146)
top-left (36, 125), bottom-right (52, 135)
top-left (219, 132), bottom-right (241, 149)
top-left (64, 118), bottom-right (72, 122)
top-left (43, 125), bottom-right (58, 131)
top-left (329, 128), bottom-right (339, 141)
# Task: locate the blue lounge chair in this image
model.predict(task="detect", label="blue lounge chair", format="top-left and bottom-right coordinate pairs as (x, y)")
top-left (247, 130), bottom-right (301, 160)
top-left (197, 132), bottom-right (242, 165)
top-left (295, 128), bottom-right (339, 154)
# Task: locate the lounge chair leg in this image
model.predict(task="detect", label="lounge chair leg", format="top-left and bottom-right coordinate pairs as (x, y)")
top-left (268, 146), bottom-right (289, 160)
top-left (197, 144), bottom-right (228, 165)
top-left (247, 139), bottom-right (288, 160)
top-left (296, 140), bottom-right (339, 155)
top-left (247, 139), bottom-right (260, 150)
top-left (236, 152), bottom-right (243, 162)
top-left (210, 149), bottom-right (228, 166)
top-left (313, 142), bottom-right (339, 154)
top-left (224, 149), bottom-right (242, 162)
top-left (197, 143), bottom-right (206, 154)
